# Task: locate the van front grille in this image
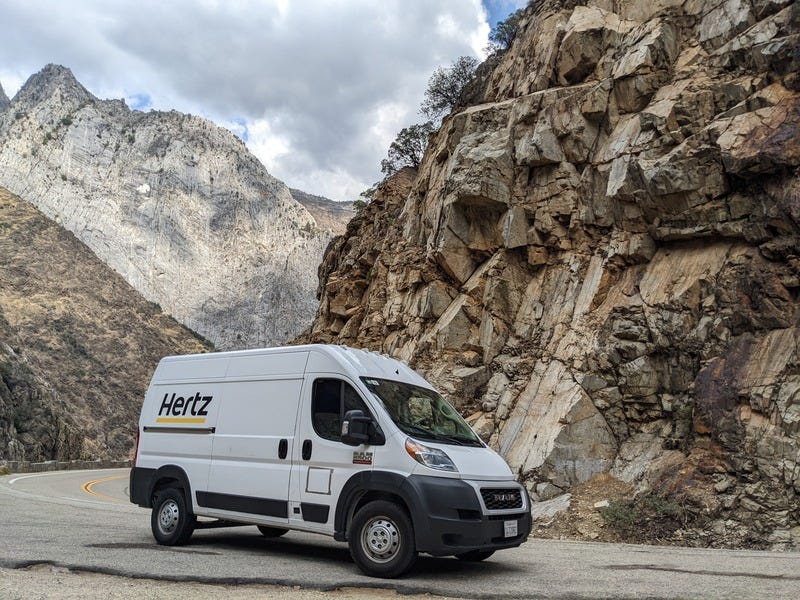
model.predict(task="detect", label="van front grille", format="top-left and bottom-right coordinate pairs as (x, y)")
top-left (480, 488), bottom-right (523, 510)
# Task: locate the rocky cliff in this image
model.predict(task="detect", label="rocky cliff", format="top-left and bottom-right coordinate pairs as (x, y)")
top-left (301, 0), bottom-right (800, 548)
top-left (0, 186), bottom-right (210, 461)
top-left (0, 65), bottom-right (333, 350)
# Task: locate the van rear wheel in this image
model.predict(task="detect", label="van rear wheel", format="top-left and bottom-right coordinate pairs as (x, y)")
top-left (348, 500), bottom-right (417, 578)
top-left (257, 525), bottom-right (288, 537)
top-left (151, 487), bottom-right (196, 546)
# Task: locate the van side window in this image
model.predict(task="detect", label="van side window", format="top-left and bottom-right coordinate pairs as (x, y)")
top-left (312, 379), bottom-right (370, 442)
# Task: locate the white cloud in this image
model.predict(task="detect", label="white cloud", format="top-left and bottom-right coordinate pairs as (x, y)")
top-left (369, 101), bottom-right (411, 151)
top-left (0, 0), bottom-right (494, 201)
top-left (245, 118), bottom-right (292, 174)
top-left (0, 69), bottom-right (26, 97)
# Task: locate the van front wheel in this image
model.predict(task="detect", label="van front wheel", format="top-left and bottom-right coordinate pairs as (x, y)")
top-left (348, 500), bottom-right (417, 578)
top-left (151, 488), bottom-right (196, 546)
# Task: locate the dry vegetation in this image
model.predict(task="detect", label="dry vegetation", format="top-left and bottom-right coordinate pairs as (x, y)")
top-left (0, 187), bottom-right (211, 461)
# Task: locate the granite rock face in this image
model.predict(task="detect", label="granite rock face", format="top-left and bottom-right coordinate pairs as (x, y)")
top-left (0, 65), bottom-right (334, 350)
top-left (301, 0), bottom-right (800, 547)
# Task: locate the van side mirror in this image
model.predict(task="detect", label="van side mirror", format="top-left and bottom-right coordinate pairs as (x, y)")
top-left (341, 410), bottom-right (384, 446)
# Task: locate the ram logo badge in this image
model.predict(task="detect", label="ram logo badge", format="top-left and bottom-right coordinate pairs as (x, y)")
top-left (352, 451), bottom-right (373, 465)
top-left (494, 493), bottom-right (516, 503)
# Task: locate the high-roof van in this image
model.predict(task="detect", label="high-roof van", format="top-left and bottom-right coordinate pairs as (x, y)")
top-left (130, 344), bottom-right (531, 577)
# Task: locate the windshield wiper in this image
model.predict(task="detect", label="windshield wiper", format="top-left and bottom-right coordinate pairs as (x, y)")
top-left (437, 434), bottom-right (482, 447)
top-left (398, 422), bottom-right (477, 446)
top-left (397, 421), bottom-right (436, 438)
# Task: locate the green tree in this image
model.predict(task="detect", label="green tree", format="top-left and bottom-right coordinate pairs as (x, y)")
top-left (420, 56), bottom-right (479, 120)
top-left (354, 184), bottom-right (377, 210)
top-left (489, 8), bottom-right (525, 52)
top-left (381, 121), bottom-right (435, 175)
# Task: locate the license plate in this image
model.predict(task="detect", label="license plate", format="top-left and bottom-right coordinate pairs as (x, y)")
top-left (504, 520), bottom-right (518, 538)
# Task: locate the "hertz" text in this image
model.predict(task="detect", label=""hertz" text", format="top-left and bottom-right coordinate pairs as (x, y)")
top-left (159, 392), bottom-right (212, 416)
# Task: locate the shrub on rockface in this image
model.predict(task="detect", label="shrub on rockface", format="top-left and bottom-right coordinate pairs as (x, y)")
top-left (488, 7), bottom-right (526, 52)
top-left (368, 55), bottom-right (481, 196)
top-left (380, 121), bottom-right (435, 176)
top-left (420, 56), bottom-right (480, 121)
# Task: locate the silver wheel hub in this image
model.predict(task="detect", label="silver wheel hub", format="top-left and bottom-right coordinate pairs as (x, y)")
top-left (361, 517), bottom-right (401, 563)
top-left (158, 499), bottom-right (180, 535)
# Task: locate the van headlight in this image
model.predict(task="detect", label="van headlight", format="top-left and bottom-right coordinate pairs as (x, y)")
top-left (405, 438), bottom-right (458, 472)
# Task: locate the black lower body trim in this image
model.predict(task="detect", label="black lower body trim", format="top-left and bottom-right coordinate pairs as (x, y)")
top-left (196, 491), bottom-right (288, 518)
top-left (301, 502), bottom-right (330, 523)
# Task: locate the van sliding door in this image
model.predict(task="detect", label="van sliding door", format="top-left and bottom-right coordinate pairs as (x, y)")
top-left (201, 378), bottom-right (303, 523)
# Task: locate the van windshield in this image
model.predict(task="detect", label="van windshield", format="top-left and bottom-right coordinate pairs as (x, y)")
top-left (361, 377), bottom-right (482, 447)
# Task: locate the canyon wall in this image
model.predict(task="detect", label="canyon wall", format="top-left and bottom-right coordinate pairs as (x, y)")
top-left (301, 0), bottom-right (800, 547)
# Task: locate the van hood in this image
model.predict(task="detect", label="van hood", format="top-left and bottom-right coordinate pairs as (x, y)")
top-left (424, 440), bottom-right (514, 481)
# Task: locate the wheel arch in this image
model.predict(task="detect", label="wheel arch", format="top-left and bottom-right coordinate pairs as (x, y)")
top-left (148, 465), bottom-right (193, 510)
top-left (334, 471), bottom-right (422, 544)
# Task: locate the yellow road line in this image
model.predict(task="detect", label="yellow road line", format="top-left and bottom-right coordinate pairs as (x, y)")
top-left (81, 473), bottom-right (127, 503)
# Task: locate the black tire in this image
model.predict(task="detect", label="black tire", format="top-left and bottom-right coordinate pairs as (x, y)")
top-left (456, 549), bottom-right (495, 562)
top-left (151, 487), bottom-right (196, 546)
top-left (348, 500), bottom-right (417, 578)
top-left (257, 525), bottom-right (289, 538)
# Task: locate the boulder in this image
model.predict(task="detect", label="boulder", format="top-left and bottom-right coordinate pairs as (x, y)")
top-left (556, 6), bottom-right (631, 85)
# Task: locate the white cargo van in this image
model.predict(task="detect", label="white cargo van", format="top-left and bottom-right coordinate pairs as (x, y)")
top-left (130, 344), bottom-right (531, 577)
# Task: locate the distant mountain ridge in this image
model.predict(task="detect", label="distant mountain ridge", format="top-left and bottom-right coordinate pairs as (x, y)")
top-left (290, 188), bottom-right (355, 236)
top-left (0, 64), bottom-right (343, 349)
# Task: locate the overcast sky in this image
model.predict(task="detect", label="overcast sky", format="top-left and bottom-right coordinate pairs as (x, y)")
top-left (0, 0), bottom-right (525, 201)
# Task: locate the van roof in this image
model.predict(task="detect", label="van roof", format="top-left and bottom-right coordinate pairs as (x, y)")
top-left (153, 344), bottom-right (431, 388)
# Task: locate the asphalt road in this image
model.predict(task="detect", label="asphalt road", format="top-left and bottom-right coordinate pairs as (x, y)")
top-left (0, 469), bottom-right (798, 599)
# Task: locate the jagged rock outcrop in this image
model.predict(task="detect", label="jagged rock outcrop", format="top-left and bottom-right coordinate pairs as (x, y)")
top-left (301, 0), bottom-right (800, 548)
top-left (0, 64), bottom-right (333, 349)
top-left (0, 187), bottom-right (210, 461)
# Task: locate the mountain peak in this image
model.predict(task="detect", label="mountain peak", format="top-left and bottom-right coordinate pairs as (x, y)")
top-left (289, 188), bottom-right (355, 235)
top-left (14, 63), bottom-right (94, 108)
top-left (0, 63), bottom-right (333, 351)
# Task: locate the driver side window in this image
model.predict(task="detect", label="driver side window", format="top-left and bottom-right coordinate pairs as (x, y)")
top-left (311, 379), bottom-right (370, 442)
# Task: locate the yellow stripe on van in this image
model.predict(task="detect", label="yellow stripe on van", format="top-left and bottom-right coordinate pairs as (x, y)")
top-left (156, 417), bottom-right (206, 424)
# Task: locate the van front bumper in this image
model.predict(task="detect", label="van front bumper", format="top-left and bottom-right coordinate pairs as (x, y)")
top-left (402, 475), bottom-right (532, 557)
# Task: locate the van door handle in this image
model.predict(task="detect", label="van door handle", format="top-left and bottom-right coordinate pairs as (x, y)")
top-left (278, 439), bottom-right (288, 459)
top-left (302, 439), bottom-right (312, 460)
